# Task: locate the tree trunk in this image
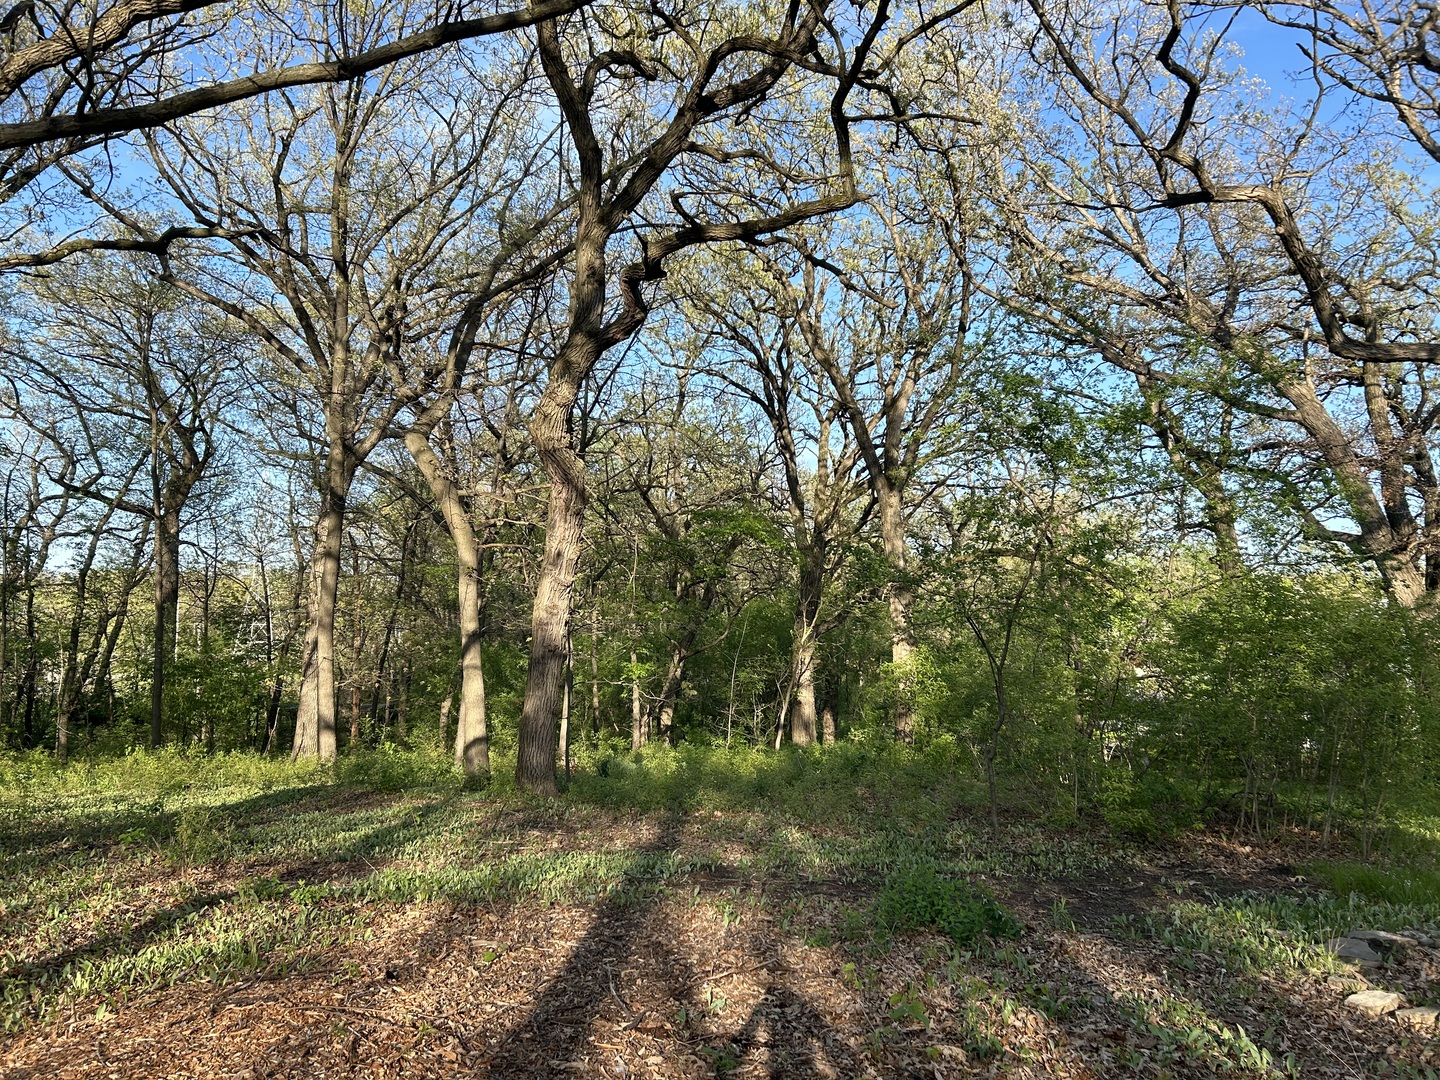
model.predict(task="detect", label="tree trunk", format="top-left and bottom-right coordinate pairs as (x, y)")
top-left (648, 642), bottom-right (690, 747)
top-left (560, 632), bottom-right (572, 784)
top-left (438, 663), bottom-right (458, 746)
top-left (402, 430), bottom-right (489, 781)
top-left (789, 546), bottom-right (824, 747)
top-left (455, 559), bottom-right (489, 779)
top-left (149, 510), bottom-right (180, 748)
top-left (55, 561), bottom-right (96, 765)
top-left (589, 609), bottom-right (600, 735)
top-left (878, 485), bottom-right (915, 743)
top-left (517, 400), bottom-right (587, 795)
top-left (820, 678), bottom-right (838, 745)
top-left (348, 544), bottom-right (365, 752)
top-left (791, 623), bottom-right (818, 746)
top-left (92, 547), bottom-right (144, 744)
top-left (19, 584), bottom-right (36, 749)
top-left (630, 647), bottom-right (645, 752)
top-left (293, 452), bottom-right (350, 761)
top-left (396, 660), bottom-right (411, 743)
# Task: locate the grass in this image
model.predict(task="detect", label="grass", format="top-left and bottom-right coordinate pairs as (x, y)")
top-left (2, 741), bottom-right (1439, 1076)
top-left (1303, 860), bottom-right (1440, 909)
top-left (0, 741), bottom-right (1013, 1031)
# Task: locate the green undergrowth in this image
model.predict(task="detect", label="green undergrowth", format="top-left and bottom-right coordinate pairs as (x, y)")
top-left (3, 741), bottom-right (1439, 1049)
top-left (874, 867), bottom-right (1021, 947)
top-left (1125, 889), bottom-right (1440, 983)
top-left (1304, 860), bottom-right (1440, 909)
top-left (571, 740), bottom-right (985, 825)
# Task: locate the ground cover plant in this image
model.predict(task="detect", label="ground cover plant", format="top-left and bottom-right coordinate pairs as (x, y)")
top-left (2, 743), bottom-right (1436, 1078)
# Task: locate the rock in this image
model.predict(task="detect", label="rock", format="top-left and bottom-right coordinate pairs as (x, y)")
top-left (1326, 936), bottom-right (1383, 964)
top-left (1396, 1006), bottom-right (1439, 1031)
top-left (1400, 929), bottom-right (1437, 948)
top-left (1350, 929), bottom-right (1417, 952)
top-left (1345, 990), bottom-right (1404, 1018)
top-left (1327, 974), bottom-right (1368, 992)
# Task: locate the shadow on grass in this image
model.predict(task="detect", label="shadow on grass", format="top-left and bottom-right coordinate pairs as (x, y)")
top-left (0, 887), bottom-right (240, 1022)
top-left (477, 812), bottom-right (698, 1077)
top-left (976, 886), bottom-right (1426, 1077)
top-left (0, 781), bottom-right (343, 857)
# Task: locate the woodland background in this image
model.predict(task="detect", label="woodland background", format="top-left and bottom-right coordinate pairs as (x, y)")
top-left (0, 0), bottom-right (1438, 845)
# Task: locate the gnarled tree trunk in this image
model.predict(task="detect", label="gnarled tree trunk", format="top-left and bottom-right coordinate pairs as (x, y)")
top-left (518, 371), bottom-right (591, 794)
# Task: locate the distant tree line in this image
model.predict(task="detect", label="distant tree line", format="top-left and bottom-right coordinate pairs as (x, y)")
top-left (0, 0), bottom-right (1437, 835)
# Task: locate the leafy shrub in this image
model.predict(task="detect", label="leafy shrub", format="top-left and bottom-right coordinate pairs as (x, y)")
top-left (1094, 770), bottom-right (1199, 840)
top-left (874, 867), bottom-right (1020, 947)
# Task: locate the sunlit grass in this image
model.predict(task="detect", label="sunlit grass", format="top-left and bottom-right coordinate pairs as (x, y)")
top-left (3, 740), bottom-right (1439, 1065)
top-left (1303, 860), bottom-right (1440, 909)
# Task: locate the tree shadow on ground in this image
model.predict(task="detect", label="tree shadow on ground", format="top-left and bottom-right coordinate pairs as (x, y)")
top-left (476, 811), bottom-right (702, 1077)
top-left (0, 789), bottom-right (472, 1018)
top-left (717, 975), bottom-right (867, 1078)
top-left (0, 886), bottom-right (241, 1024)
top-left (0, 780), bottom-right (362, 857)
top-left (464, 812), bottom-right (856, 1080)
top-left (988, 899), bottom-right (1419, 1076)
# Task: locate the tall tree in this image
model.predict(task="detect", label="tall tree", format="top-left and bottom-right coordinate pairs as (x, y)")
top-left (4, 256), bottom-right (234, 745)
top-left (0, 0), bottom-right (586, 262)
top-left (143, 12), bottom-right (564, 759)
top-left (511, 0), bottom-right (909, 793)
top-left (682, 252), bottom-right (870, 746)
top-left (985, 0), bottom-right (1440, 603)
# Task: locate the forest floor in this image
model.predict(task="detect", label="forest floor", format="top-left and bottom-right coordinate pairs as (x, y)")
top-left (0, 746), bottom-right (1437, 1079)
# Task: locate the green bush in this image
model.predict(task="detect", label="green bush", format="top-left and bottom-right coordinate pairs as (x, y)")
top-left (874, 867), bottom-right (1021, 947)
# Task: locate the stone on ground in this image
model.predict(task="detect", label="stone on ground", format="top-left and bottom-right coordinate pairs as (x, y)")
top-left (1326, 936), bottom-right (1382, 964)
top-left (1345, 990), bottom-right (1404, 1018)
top-left (1396, 1007), bottom-right (1439, 1031)
top-left (1349, 929), bottom-right (1418, 952)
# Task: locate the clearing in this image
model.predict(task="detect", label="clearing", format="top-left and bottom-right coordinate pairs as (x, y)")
top-left (1, 747), bottom-right (1436, 1078)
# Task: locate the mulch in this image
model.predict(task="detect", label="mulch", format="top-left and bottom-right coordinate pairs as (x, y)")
top-left (1, 834), bottom-right (1435, 1078)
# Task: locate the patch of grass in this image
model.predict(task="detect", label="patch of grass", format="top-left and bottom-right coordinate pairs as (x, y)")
top-left (7, 738), bottom-right (1434, 1074)
top-left (0, 890), bottom-right (347, 1030)
top-left (1141, 887), bottom-right (1440, 979)
top-left (1111, 989), bottom-right (1300, 1077)
top-left (1304, 860), bottom-right (1440, 908)
top-left (341, 847), bottom-right (721, 906)
top-left (569, 741), bottom-right (985, 825)
top-left (874, 867), bottom-right (1020, 948)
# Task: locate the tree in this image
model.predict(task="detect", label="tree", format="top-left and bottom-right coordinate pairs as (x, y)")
top-left (0, 0), bottom-right (585, 236)
top-left (723, 171), bottom-right (991, 738)
top-left (402, 316), bottom-right (546, 780)
top-left (509, 0), bottom-right (912, 793)
top-left (679, 250), bottom-right (870, 747)
top-left (984, 0), bottom-right (1440, 603)
top-left (142, 11), bottom-right (564, 759)
top-left (585, 365), bottom-right (772, 749)
top-left (1259, 0), bottom-right (1440, 165)
top-left (3, 255), bottom-right (236, 746)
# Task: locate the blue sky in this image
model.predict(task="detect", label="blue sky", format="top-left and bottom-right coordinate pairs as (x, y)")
top-left (1229, 6), bottom-right (1316, 94)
